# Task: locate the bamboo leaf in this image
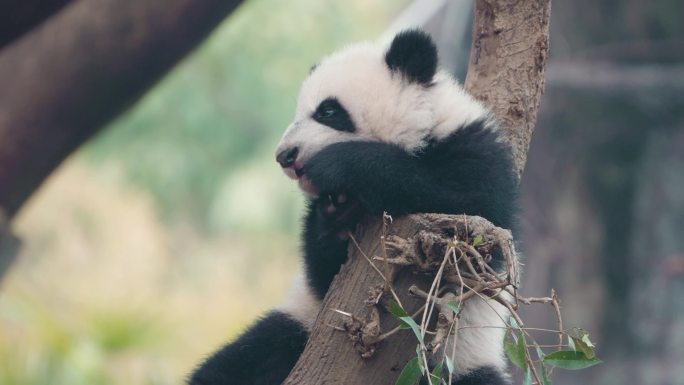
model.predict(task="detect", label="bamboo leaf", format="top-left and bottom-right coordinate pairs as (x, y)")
top-left (540, 363), bottom-right (553, 385)
top-left (400, 316), bottom-right (425, 347)
top-left (387, 300), bottom-right (411, 329)
top-left (534, 343), bottom-right (545, 361)
top-left (430, 362), bottom-right (444, 382)
top-left (522, 366), bottom-right (532, 385)
top-left (472, 234), bottom-right (484, 246)
top-left (544, 350), bottom-right (602, 370)
top-left (503, 331), bottom-right (527, 369)
top-left (446, 300), bottom-right (461, 315)
top-left (445, 355), bottom-right (454, 375)
top-left (395, 357), bottom-right (422, 385)
top-left (568, 328), bottom-right (596, 359)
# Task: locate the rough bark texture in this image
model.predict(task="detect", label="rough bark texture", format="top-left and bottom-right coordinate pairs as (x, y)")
top-left (464, 0), bottom-right (551, 178)
top-left (0, 0), bottom-right (244, 220)
top-left (283, 0), bottom-right (551, 384)
top-left (284, 215), bottom-right (434, 385)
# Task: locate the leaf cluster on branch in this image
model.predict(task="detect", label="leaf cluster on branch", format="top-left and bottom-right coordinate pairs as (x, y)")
top-left (331, 214), bottom-right (600, 385)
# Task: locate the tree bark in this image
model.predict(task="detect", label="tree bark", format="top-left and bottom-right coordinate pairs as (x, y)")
top-left (283, 0), bottom-right (551, 383)
top-left (0, 0), bottom-right (244, 220)
top-left (464, 0), bottom-right (551, 178)
top-left (284, 216), bottom-right (434, 385)
top-left (0, 208), bottom-right (20, 282)
top-left (0, 0), bottom-right (73, 49)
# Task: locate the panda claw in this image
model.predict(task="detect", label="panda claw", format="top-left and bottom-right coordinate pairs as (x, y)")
top-left (336, 193), bottom-right (347, 205)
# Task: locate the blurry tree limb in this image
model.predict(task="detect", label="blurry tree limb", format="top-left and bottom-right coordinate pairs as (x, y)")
top-left (0, 0), bottom-right (245, 221)
top-left (0, 0), bottom-right (73, 49)
top-left (546, 61), bottom-right (684, 90)
top-left (0, 208), bottom-right (21, 283)
top-left (284, 0), bottom-right (550, 383)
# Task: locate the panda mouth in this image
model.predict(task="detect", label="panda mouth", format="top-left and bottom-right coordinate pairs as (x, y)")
top-left (297, 175), bottom-right (319, 197)
top-left (282, 164), bottom-right (320, 197)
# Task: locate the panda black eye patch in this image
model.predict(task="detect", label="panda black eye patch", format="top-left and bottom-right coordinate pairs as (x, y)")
top-left (313, 97), bottom-right (356, 133)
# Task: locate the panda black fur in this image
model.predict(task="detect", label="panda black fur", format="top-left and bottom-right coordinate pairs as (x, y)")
top-left (190, 29), bottom-right (518, 385)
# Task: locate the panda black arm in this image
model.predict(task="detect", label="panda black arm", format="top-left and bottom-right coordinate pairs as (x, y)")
top-left (189, 311), bottom-right (308, 385)
top-left (303, 122), bottom-right (518, 229)
top-left (303, 140), bottom-right (435, 213)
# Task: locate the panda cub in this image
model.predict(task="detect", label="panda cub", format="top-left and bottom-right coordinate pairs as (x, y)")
top-left (191, 29), bottom-right (518, 385)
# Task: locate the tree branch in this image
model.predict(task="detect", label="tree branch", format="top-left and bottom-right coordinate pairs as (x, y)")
top-left (0, 0), bottom-right (244, 220)
top-left (464, 0), bottom-right (551, 178)
top-left (283, 0), bottom-right (551, 383)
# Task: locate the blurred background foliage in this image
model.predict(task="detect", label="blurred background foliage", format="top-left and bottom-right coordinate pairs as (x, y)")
top-left (0, 0), bottom-right (407, 384)
top-left (3, 0), bottom-right (684, 384)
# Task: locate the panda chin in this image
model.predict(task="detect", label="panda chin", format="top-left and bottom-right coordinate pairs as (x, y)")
top-left (280, 165), bottom-right (320, 197)
top-left (297, 175), bottom-right (320, 197)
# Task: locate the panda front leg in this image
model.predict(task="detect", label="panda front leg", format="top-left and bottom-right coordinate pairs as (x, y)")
top-left (301, 195), bottom-right (366, 298)
top-left (189, 311), bottom-right (308, 385)
top-left (441, 295), bottom-right (511, 385)
top-left (302, 140), bottom-right (457, 217)
top-left (190, 194), bottom-right (366, 385)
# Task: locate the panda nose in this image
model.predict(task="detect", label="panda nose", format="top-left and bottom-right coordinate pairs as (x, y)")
top-left (276, 147), bottom-right (299, 168)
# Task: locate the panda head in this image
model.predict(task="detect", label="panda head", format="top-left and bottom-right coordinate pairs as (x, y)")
top-left (275, 29), bottom-right (488, 192)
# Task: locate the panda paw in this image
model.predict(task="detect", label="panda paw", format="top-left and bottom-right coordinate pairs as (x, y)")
top-left (302, 147), bottom-right (349, 194)
top-left (315, 193), bottom-right (364, 239)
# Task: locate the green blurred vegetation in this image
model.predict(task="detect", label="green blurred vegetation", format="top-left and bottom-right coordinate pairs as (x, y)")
top-left (86, 0), bottom-right (406, 233)
top-left (0, 1), bottom-right (407, 384)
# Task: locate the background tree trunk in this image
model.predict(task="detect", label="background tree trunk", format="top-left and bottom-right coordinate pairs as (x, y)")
top-left (283, 0), bottom-right (551, 383)
top-left (0, 0), bottom-right (244, 284)
top-left (0, 0), bottom-right (244, 221)
top-left (0, 0), bottom-right (73, 49)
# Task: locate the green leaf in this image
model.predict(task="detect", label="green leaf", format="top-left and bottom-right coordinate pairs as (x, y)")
top-left (446, 300), bottom-right (461, 315)
top-left (401, 316), bottom-right (425, 347)
top-left (416, 346), bottom-right (425, 373)
top-left (568, 328), bottom-right (596, 359)
top-left (395, 357), bottom-right (423, 385)
top-left (544, 350), bottom-right (602, 370)
top-left (472, 234), bottom-right (484, 246)
top-left (387, 300), bottom-right (411, 329)
top-left (533, 343), bottom-right (545, 361)
top-left (581, 333), bottom-right (595, 348)
top-left (533, 343), bottom-right (553, 385)
top-left (444, 355), bottom-right (454, 375)
top-left (522, 366), bottom-right (532, 385)
top-left (571, 337), bottom-right (595, 359)
top-left (503, 330), bottom-right (527, 369)
top-left (540, 363), bottom-right (553, 385)
top-left (431, 362), bottom-right (444, 380)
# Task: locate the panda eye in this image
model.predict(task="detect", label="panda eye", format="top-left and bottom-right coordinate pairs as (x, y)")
top-left (316, 104), bottom-right (337, 119)
top-left (312, 97), bottom-right (356, 133)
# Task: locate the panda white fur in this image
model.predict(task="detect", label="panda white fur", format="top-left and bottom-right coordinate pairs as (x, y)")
top-left (190, 29), bottom-right (518, 385)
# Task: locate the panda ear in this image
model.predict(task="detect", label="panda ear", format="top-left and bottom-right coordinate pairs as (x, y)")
top-left (385, 29), bottom-right (438, 85)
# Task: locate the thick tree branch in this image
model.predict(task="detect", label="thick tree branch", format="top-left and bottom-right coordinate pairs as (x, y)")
top-left (464, 0), bottom-right (551, 177)
top-left (0, 208), bottom-right (20, 282)
top-left (0, 0), bottom-right (244, 220)
top-left (284, 0), bottom-right (551, 383)
top-left (0, 0), bottom-right (73, 49)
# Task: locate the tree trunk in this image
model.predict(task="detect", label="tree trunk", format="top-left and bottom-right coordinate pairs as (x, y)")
top-left (0, 0), bottom-right (73, 49)
top-left (283, 0), bottom-right (551, 383)
top-left (0, 0), bottom-right (244, 220)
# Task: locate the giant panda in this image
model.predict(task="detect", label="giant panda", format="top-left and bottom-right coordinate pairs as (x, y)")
top-left (190, 29), bottom-right (518, 385)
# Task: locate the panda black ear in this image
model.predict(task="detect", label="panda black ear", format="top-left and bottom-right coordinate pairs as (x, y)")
top-left (385, 29), bottom-right (438, 85)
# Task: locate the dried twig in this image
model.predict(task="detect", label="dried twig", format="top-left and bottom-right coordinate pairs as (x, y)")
top-left (333, 214), bottom-right (589, 385)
